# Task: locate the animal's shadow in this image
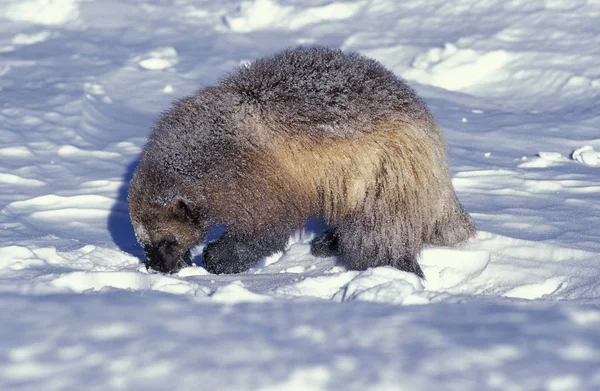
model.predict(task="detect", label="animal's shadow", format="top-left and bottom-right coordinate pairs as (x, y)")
top-left (108, 158), bottom-right (144, 260)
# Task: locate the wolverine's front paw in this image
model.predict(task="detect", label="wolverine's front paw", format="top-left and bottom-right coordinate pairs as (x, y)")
top-left (201, 239), bottom-right (233, 274)
top-left (201, 237), bottom-right (256, 274)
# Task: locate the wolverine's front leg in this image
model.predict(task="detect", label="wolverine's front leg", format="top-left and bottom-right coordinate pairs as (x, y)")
top-left (202, 229), bottom-right (290, 274)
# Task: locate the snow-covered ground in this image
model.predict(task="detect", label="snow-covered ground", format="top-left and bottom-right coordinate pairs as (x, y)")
top-left (1, 0), bottom-right (600, 389)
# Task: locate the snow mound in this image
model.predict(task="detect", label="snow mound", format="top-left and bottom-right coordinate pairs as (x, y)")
top-left (51, 271), bottom-right (211, 297)
top-left (0, 0), bottom-right (80, 25)
top-left (211, 280), bottom-right (272, 303)
top-left (518, 152), bottom-right (571, 168)
top-left (11, 31), bottom-right (53, 45)
top-left (274, 267), bottom-right (425, 305)
top-left (0, 245), bottom-right (138, 274)
top-left (0, 173), bottom-right (45, 187)
top-left (406, 44), bottom-right (512, 92)
top-left (419, 247), bottom-right (490, 290)
top-left (572, 146), bottom-right (600, 167)
top-left (135, 47), bottom-right (180, 71)
top-left (331, 267), bottom-right (426, 304)
top-left (457, 232), bottom-right (600, 300)
top-left (224, 0), bottom-right (363, 32)
top-left (259, 366), bottom-right (331, 391)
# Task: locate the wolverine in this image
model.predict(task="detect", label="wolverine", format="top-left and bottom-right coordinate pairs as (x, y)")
top-left (128, 45), bottom-right (476, 277)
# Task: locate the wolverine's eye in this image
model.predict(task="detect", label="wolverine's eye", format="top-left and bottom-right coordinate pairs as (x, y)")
top-left (171, 198), bottom-right (206, 223)
top-left (172, 199), bottom-right (195, 221)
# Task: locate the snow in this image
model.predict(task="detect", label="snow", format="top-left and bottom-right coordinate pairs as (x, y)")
top-left (1, 0), bottom-right (80, 26)
top-left (224, 0), bottom-right (363, 32)
top-left (572, 145), bottom-right (600, 167)
top-left (1, 0), bottom-right (600, 389)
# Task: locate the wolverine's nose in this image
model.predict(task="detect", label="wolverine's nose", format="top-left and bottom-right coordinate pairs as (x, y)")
top-left (144, 240), bottom-right (192, 273)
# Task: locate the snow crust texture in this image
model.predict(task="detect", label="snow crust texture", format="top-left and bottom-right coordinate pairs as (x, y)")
top-left (1, 0), bottom-right (600, 390)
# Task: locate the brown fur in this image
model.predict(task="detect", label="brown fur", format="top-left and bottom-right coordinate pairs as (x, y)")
top-left (205, 114), bottom-right (450, 237)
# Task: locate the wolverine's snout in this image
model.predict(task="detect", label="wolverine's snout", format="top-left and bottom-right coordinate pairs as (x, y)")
top-left (144, 240), bottom-right (192, 273)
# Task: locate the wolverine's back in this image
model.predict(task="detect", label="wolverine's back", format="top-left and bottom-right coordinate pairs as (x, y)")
top-left (221, 46), bottom-right (435, 135)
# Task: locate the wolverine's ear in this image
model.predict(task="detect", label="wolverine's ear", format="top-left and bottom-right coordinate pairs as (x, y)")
top-left (172, 198), bottom-right (197, 221)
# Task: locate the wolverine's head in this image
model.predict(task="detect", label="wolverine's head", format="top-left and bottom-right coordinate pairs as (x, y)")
top-left (127, 164), bottom-right (208, 273)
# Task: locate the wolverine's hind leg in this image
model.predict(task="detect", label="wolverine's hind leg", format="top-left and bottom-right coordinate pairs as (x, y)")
top-left (202, 229), bottom-right (291, 274)
top-left (334, 213), bottom-right (426, 279)
top-left (427, 195), bottom-right (476, 247)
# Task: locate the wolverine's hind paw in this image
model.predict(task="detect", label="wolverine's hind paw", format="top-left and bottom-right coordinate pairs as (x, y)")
top-left (310, 229), bottom-right (342, 258)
